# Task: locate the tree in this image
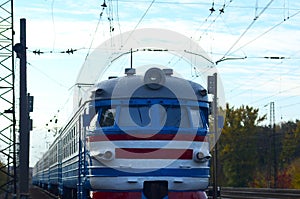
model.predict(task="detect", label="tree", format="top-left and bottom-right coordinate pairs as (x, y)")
top-left (0, 160), bottom-right (6, 194)
top-left (288, 158), bottom-right (300, 189)
top-left (218, 104), bottom-right (266, 187)
top-left (280, 120), bottom-right (300, 167)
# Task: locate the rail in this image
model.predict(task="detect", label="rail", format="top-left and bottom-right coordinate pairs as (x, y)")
top-left (30, 186), bottom-right (58, 199)
top-left (220, 187), bottom-right (300, 199)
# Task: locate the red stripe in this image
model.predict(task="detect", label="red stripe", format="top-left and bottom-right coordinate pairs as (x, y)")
top-left (91, 191), bottom-right (141, 199)
top-left (88, 134), bottom-right (205, 142)
top-left (115, 148), bottom-right (193, 159)
top-left (169, 191), bottom-right (207, 199)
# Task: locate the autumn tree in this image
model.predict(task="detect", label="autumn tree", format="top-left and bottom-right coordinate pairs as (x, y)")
top-left (218, 104), bottom-right (266, 187)
top-left (279, 121), bottom-right (300, 189)
top-left (288, 158), bottom-right (300, 189)
top-left (280, 120), bottom-right (300, 167)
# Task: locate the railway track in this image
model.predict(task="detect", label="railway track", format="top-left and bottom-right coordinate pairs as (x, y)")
top-left (220, 187), bottom-right (300, 199)
top-left (28, 186), bottom-right (300, 199)
top-left (30, 186), bottom-right (58, 199)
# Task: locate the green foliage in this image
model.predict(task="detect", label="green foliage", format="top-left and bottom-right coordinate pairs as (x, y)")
top-left (218, 104), bottom-right (266, 187)
top-left (289, 158), bottom-right (300, 189)
top-left (216, 104), bottom-right (300, 188)
top-left (280, 120), bottom-right (300, 167)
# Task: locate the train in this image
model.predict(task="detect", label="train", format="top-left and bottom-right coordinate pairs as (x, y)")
top-left (32, 66), bottom-right (211, 199)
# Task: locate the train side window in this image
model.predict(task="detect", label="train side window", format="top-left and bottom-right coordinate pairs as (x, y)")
top-left (99, 107), bottom-right (116, 127)
top-left (190, 108), bottom-right (204, 128)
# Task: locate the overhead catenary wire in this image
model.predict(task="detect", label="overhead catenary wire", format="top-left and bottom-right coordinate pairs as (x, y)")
top-left (249, 84), bottom-right (300, 105)
top-left (106, 0), bottom-right (115, 34)
top-left (216, 0), bottom-right (275, 64)
top-left (84, 3), bottom-right (106, 61)
top-left (167, 0), bottom-right (234, 78)
top-left (164, 0), bottom-right (233, 77)
top-left (101, 0), bottom-right (156, 72)
top-left (227, 68), bottom-right (299, 103)
top-left (226, 49), bottom-right (300, 99)
top-left (226, 8), bottom-right (300, 57)
top-left (116, 0), bottom-right (123, 44)
top-left (51, 0), bottom-right (56, 51)
top-left (197, 1), bottom-right (231, 42)
top-left (123, 0), bottom-right (155, 46)
top-left (27, 62), bottom-right (69, 89)
top-left (112, 0), bottom-right (298, 11)
top-left (29, 48), bottom-right (85, 55)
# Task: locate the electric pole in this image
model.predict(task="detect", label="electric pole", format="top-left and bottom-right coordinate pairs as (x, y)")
top-left (270, 102), bottom-right (277, 188)
top-left (208, 73), bottom-right (218, 199)
top-left (14, 18), bottom-right (30, 199)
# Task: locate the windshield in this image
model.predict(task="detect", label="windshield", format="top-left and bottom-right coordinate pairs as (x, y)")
top-left (118, 105), bottom-right (203, 128)
top-left (88, 105), bottom-right (205, 130)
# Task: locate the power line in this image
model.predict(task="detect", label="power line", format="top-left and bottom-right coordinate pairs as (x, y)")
top-left (51, 0), bottom-right (56, 50)
top-left (216, 0), bottom-right (275, 64)
top-left (27, 62), bottom-right (69, 89)
top-left (29, 48), bottom-right (85, 55)
top-left (165, 0), bottom-right (233, 76)
top-left (101, 0), bottom-right (156, 71)
top-left (123, 0), bottom-right (155, 46)
top-left (116, 0), bottom-right (123, 43)
top-left (226, 52), bottom-right (300, 100)
top-left (113, 0), bottom-right (299, 11)
top-left (197, 1), bottom-right (231, 42)
top-left (84, 2), bottom-right (107, 61)
top-left (249, 84), bottom-right (300, 106)
top-left (227, 8), bottom-right (300, 57)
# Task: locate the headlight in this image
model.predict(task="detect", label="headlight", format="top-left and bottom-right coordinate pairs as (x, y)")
top-left (91, 150), bottom-right (115, 161)
top-left (144, 67), bottom-right (166, 89)
top-left (194, 151), bottom-right (211, 163)
top-left (103, 150), bottom-right (113, 160)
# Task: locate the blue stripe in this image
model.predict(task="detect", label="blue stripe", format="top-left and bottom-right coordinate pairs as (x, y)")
top-left (89, 167), bottom-right (210, 178)
top-left (92, 129), bottom-right (208, 136)
top-left (94, 99), bottom-right (209, 107)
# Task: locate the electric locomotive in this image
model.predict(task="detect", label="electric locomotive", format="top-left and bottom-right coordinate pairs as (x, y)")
top-left (32, 67), bottom-right (211, 199)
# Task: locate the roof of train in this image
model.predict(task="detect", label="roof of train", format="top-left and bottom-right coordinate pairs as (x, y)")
top-left (91, 68), bottom-right (208, 102)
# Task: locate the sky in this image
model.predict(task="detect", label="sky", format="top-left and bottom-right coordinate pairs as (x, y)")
top-left (11, 0), bottom-right (300, 166)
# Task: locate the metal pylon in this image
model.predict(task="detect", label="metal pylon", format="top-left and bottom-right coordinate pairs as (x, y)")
top-left (0, 0), bottom-right (17, 198)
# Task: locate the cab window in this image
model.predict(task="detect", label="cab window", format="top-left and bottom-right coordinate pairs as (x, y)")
top-left (99, 107), bottom-right (116, 127)
top-left (160, 106), bottom-right (189, 128)
top-left (118, 106), bottom-right (150, 127)
top-left (190, 108), bottom-right (204, 128)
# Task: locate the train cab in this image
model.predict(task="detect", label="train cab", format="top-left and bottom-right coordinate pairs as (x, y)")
top-left (83, 67), bottom-right (211, 199)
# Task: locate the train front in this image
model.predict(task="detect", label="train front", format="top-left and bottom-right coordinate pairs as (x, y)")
top-left (85, 67), bottom-right (211, 199)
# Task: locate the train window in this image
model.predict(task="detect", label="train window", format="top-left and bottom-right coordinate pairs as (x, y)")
top-left (190, 108), bottom-right (204, 128)
top-left (118, 106), bottom-right (150, 127)
top-left (160, 106), bottom-right (190, 128)
top-left (100, 107), bottom-right (116, 127)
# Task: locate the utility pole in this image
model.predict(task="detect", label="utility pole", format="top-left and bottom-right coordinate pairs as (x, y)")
top-left (14, 18), bottom-right (30, 199)
top-left (270, 102), bottom-right (277, 188)
top-left (208, 73), bottom-right (218, 199)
